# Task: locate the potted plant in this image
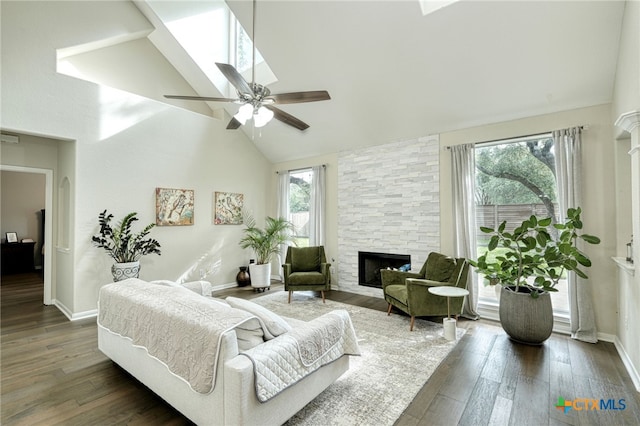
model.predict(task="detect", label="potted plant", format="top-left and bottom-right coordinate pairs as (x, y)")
top-left (239, 212), bottom-right (295, 291)
top-left (91, 210), bottom-right (161, 281)
top-left (469, 207), bottom-right (600, 344)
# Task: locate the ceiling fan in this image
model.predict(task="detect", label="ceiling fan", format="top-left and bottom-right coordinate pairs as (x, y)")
top-left (164, 0), bottom-right (330, 131)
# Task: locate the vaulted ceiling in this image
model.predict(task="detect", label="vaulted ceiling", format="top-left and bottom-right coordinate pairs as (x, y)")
top-left (136, 0), bottom-right (626, 163)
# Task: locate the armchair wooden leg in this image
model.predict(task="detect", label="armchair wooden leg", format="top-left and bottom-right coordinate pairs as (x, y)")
top-left (288, 291), bottom-right (292, 304)
top-left (321, 291), bottom-right (325, 303)
top-left (387, 304), bottom-right (393, 316)
top-left (410, 316), bottom-right (415, 331)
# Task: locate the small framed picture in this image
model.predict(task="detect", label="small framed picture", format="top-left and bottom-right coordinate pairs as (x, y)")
top-left (6, 232), bottom-right (18, 243)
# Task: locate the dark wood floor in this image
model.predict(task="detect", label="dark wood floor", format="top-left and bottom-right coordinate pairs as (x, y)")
top-left (1, 273), bottom-right (638, 425)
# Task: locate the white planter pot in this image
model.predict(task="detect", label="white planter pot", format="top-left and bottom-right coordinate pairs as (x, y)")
top-left (111, 261), bottom-right (140, 282)
top-left (249, 263), bottom-right (271, 289)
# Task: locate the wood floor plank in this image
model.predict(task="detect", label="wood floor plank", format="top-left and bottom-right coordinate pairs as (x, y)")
top-left (487, 395), bottom-right (513, 426)
top-left (424, 394), bottom-right (466, 426)
top-left (549, 360), bottom-right (578, 426)
top-left (509, 375), bottom-right (550, 425)
top-left (458, 377), bottom-right (501, 426)
top-left (438, 351), bottom-right (488, 403)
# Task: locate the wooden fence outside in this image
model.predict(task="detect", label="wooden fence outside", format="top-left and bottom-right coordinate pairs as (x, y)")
top-left (476, 204), bottom-right (559, 242)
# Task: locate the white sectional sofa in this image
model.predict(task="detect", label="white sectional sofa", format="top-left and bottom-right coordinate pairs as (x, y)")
top-left (97, 279), bottom-right (358, 426)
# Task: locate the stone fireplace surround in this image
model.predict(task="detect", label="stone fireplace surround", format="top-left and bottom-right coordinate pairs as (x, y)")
top-left (337, 135), bottom-right (440, 298)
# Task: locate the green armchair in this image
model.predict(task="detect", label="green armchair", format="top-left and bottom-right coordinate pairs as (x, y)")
top-left (381, 252), bottom-right (469, 331)
top-left (283, 246), bottom-right (331, 303)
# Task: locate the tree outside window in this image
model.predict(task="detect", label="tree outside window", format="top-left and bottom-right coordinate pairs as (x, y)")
top-left (289, 170), bottom-right (312, 247)
top-left (475, 134), bottom-right (569, 314)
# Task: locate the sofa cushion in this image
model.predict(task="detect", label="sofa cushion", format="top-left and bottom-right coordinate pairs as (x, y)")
top-left (150, 279), bottom-right (182, 288)
top-left (150, 279), bottom-right (213, 296)
top-left (226, 297), bottom-right (292, 339)
top-left (234, 317), bottom-right (265, 351)
top-left (291, 247), bottom-right (321, 272)
top-left (425, 253), bottom-right (457, 282)
top-left (181, 280), bottom-right (213, 296)
top-left (288, 271), bottom-right (327, 285)
top-left (384, 284), bottom-right (408, 306)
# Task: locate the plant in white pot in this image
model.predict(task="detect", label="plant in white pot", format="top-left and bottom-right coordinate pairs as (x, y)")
top-left (91, 210), bottom-right (161, 281)
top-left (239, 212), bottom-right (295, 292)
top-left (469, 207), bottom-right (600, 345)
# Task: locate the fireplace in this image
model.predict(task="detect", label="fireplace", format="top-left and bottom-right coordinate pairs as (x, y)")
top-left (358, 251), bottom-right (411, 288)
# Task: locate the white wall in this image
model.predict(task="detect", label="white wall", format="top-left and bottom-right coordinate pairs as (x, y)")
top-left (1, 172), bottom-right (45, 242)
top-left (59, 37), bottom-right (213, 117)
top-left (1, 1), bottom-right (271, 316)
top-left (612, 0), bottom-right (640, 122)
top-left (611, 0), bottom-right (640, 390)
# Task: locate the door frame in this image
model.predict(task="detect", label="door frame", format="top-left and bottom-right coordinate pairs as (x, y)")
top-left (1, 165), bottom-right (53, 305)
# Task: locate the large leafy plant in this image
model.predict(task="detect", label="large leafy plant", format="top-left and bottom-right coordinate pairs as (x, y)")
top-left (239, 212), bottom-right (295, 265)
top-left (470, 207), bottom-right (600, 297)
top-left (91, 210), bottom-right (161, 263)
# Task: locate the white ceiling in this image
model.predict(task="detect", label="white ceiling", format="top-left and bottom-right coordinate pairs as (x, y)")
top-left (138, 0), bottom-right (626, 163)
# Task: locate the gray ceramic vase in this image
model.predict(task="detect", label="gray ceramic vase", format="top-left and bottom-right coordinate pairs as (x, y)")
top-left (499, 285), bottom-right (553, 345)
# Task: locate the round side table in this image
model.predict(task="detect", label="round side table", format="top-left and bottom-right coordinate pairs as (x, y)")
top-left (428, 286), bottom-right (469, 340)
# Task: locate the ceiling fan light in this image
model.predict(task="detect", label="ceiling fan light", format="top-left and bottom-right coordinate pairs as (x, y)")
top-left (234, 103), bottom-right (254, 124)
top-left (254, 106), bottom-right (274, 128)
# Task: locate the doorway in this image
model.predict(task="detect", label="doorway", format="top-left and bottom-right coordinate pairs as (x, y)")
top-left (1, 165), bottom-right (54, 305)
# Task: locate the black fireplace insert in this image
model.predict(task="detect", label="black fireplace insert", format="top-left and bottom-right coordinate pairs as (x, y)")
top-left (358, 251), bottom-right (411, 288)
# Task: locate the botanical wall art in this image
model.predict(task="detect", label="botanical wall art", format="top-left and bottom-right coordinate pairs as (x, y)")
top-left (155, 188), bottom-right (194, 226)
top-left (214, 192), bottom-right (243, 225)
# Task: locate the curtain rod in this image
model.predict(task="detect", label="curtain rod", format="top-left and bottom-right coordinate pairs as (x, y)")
top-left (445, 126), bottom-right (586, 149)
top-left (276, 164), bottom-right (326, 174)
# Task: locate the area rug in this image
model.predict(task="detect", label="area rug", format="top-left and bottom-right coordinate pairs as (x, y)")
top-left (250, 292), bottom-right (466, 426)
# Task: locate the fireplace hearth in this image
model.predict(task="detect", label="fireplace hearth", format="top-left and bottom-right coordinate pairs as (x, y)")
top-left (358, 251), bottom-right (411, 288)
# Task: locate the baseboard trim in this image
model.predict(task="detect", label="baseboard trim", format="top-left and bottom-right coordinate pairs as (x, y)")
top-left (53, 299), bottom-right (97, 321)
top-left (477, 302), bottom-right (576, 337)
top-left (614, 337), bottom-right (640, 392)
top-left (211, 281), bottom-right (241, 291)
top-left (596, 332), bottom-right (616, 343)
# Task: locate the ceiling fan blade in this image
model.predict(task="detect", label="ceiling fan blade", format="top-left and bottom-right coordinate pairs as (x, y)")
top-left (265, 105), bottom-right (309, 131)
top-left (216, 63), bottom-right (253, 96)
top-left (164, 95), bottom-right (236, 102)
top-left (267, 91), bottom-right (331, 104)
top-left (226, 117), bottom-right (242, 130)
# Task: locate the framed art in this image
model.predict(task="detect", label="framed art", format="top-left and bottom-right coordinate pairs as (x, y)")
top-left (5, 232), bottom-right (18, 243)
top-left (155, 188), bottom-right (194, 226)
top-left (214, 192), bottom-right (243, 225)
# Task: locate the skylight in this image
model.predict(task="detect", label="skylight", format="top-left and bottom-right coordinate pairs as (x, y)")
top-left (418, 0), bottom-right (460, 16)
top-left (146, 0), bottom-right (275, 98)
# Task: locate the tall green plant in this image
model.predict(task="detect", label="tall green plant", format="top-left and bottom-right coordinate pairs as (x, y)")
top-left (470, 207), bottom-right (600, 297)
top-left (239, 212), bottom-right (295, 264)
top-left (91, 210), bottom-right (161, 263)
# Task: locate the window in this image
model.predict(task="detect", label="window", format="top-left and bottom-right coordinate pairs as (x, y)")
top-left (288, 169), bottom-right (312, 247)
top-left (231, 20), bottom-right (265, 74)
top-left (474, 133), bottom-right (569, 315)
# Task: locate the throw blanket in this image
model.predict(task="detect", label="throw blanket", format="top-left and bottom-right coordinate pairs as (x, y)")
top-left (241, 309), bottom-right (360, 402)
top-left (97, 279), bottom-right (257, 394)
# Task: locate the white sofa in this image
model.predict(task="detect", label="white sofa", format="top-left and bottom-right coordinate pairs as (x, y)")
top-left (97, 279), bottom-right (357, 426)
